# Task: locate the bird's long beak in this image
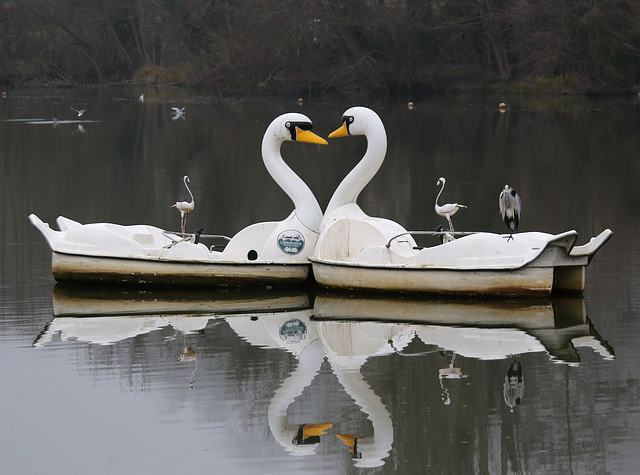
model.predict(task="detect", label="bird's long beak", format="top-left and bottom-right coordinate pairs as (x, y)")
top-left (295, 127), bottom-right (328, 145)
top-left (328, 121), bottom-right (349, 139)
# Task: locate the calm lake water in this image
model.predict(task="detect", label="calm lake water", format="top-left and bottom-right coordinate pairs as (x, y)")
top-left (1, 88), bottom-right (639, 474)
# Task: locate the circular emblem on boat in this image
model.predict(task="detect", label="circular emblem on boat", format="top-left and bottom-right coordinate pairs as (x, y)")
top-left (277, 229), bottom-right (305, 255)
top-left (279, 318), bottom-right (307, 343)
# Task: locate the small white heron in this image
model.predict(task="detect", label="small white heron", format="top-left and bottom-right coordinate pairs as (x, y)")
top-left (70, 107), bottom-right (86, 117)
top-left (171, 107), bottom-right (185, 120)
top-left (499, 184), bottom-right (521, 241)
top-left (435, 177), bottom-right (467, 234)
top-left (172, 175), bottom-right (195, 233)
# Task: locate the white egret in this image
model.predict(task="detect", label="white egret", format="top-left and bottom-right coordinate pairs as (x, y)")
top-left (172, 175), bottom-right (195, 233)
top-left (435, 177), bottom-right (466, 234)
top-left (499, 184), bottom-right (521, 241)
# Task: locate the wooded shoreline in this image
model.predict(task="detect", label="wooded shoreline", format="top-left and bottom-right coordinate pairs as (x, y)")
top-left (2, 1), bottom-right (640, 96)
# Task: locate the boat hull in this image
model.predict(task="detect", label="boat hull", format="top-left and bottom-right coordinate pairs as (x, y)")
top-left (52, 252), bottom-right (310, 287)
top-left (310, 260), bottom-right (584, 296)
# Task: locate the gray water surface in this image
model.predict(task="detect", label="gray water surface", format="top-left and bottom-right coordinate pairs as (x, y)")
top-left (1, 89), bottom-right (638, 474)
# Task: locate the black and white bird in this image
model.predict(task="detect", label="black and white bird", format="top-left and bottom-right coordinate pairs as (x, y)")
top-left (172, 175), bottom-right (195, 233)
top-left (499, 184), bottom-right (521, 241)
top-left (435, 177), bottom-right (467, 234)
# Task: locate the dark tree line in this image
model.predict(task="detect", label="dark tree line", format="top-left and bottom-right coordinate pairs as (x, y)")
top-left (1, 0), bottom-right (639, 94)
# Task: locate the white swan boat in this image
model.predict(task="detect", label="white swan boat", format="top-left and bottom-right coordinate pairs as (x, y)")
top-left (309, 107), bottom-right (612, 296)
top-left (30, 113), bottom-right (327, 287)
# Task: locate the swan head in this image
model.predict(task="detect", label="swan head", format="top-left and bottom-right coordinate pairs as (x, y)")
top-left (437, 177), bottom-right (445, 186)
top-left (328, 106), bottom-right (383, 138)
top-left (266, 113), bottom-right (327, 146)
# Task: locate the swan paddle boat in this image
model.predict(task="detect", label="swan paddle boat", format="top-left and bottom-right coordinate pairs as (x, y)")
top-left (30, 113), bottom-right (327, 287)
top-left (309, 107), bottom-right (612, 296)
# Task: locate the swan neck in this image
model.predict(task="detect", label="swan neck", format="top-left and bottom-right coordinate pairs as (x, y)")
top-left (325, 120), bottom-right (387, 217)
top-left (262, 136), bottom-right (322, 233)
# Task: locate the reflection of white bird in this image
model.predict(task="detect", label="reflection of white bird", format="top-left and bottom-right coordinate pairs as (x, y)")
top-left (171, 175), bottom-right (195, 233)
top-left (138, 94), bottom-right (144, 102)
top-left (171, 107), bottom-right (185, 120)
top-left (499, 184), bottom-right (521, 241)
top-left (70, 107), bottom-right (86, 117)
top-left (435, 177), bottom-right (466, 234)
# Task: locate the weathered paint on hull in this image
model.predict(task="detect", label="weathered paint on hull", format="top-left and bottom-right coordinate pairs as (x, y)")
top-left (311, 261), bottom-right (558, 296)
top-left (52, 252), bottom-right (310, 287)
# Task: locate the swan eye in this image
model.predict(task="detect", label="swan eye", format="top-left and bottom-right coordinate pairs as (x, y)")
top-left (340, 115), bottom-right (355, 134)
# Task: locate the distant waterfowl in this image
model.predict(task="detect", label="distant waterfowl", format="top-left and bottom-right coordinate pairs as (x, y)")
top-left (435, 177), bottom-right (466, 234)
top-left (172, 175), bottom-right (195, 233)
top-left (139, 94), bottom-right (144, 102)
top-left (70, 107), bottom-right (86, 117)
top-left (171, 107), bottom-right (185, 120)
top-left (499, 184), bottom-right (521, 241)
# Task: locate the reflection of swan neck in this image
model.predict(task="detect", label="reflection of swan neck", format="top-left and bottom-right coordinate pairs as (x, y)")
top-left (262, 132), bottom-right (322, 232)
top-left (325, 110), bottom-right (387, 217)
top-left (332, 365), bottom-right (393, 468)
top-left (267, 339), bottom-right (326, 455)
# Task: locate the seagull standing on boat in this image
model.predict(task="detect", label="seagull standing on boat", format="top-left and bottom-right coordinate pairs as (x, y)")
top-left (499, 184), bottom-right (521, 241)
top-left (172, 175), bottom-right (195, 233)
top-left (435, 177), bottom-right (466, 234)
top-left (70, 107), bottom-right (86, 117)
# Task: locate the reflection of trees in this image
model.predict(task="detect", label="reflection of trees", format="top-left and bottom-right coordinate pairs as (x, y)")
top-left (2, 0), bottom-right (639, 91)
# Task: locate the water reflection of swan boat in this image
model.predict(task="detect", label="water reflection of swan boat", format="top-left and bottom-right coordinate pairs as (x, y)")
top-left (312, 292), bottom-right (614, 365)
top-left (33, 286), bottom-right (614, 468)
top-left (227, 306), bottom-right (400, 468)
top-left (33, 285), bottom-right (311, 347)
top-left (309, 107), bottom-right (611, 296)
top-left (29, 113), bottom-right (327, 287)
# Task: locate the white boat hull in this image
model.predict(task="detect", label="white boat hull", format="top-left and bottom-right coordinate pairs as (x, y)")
top-left (310, 228), bottom-right (611, 296)
top-left (51, 251), bottom-right (309, 287)
top-left (30, 214), bottom-right (316, 287)
top-left (311, 260), bottom-right (558, 295)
